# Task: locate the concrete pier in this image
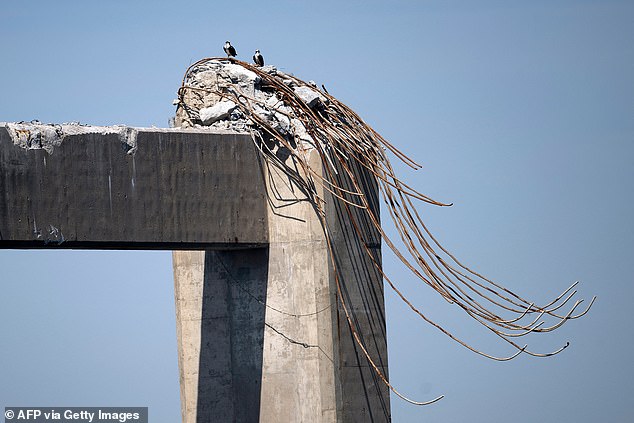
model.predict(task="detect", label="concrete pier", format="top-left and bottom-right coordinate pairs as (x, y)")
top-left (0, 125), bottom-right (390, 422)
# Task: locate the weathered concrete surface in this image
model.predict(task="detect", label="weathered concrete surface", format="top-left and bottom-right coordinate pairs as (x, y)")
top-left (0, 126), bottom-right (267, 249)
top-left (174, 149), bottom-right (390, 422)
top-left (328, 158), bottom-right (390, 422)
top-left (173, 249), bottom-right (268, 423)
top-left (257, 149), bottom-right (338, 422)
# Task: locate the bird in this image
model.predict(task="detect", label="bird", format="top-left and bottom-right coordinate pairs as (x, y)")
top-left (253, 49), bottom-right (264, 67)
top-left (223, 41), bottom-right (237, 58)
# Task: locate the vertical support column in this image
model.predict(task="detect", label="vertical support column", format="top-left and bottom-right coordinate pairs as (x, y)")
top-left (328, 158), bottom-right (391, 422)
top-left (173, 249), bottom-right (268, 422)
top-left (258, 150), bottom-right (338, 422)
top-left (173, 251), bottom-right (205, 423)
top-left (173, 149), bottom-right (390, 422)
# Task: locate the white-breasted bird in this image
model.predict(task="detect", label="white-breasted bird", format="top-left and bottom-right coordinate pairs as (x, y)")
top-left (223, 41), bottom-right (237, 58)
top-left (253, 49), bottom-right (264, 67)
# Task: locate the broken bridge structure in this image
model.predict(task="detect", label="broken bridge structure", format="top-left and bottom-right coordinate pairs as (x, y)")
top-left (0, 123), bottom-right (390, 422)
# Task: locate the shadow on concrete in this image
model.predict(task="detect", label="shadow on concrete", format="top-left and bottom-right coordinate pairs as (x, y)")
top-left (197, 249), bottom-right (269, 422)
top-left (329, 157), bottom-right (391, 422)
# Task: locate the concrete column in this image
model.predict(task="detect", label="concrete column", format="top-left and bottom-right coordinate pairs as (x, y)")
top-left (173, 149), bottom-right (390, 422)
top-left (327, 158), bottom-right (390, 422)
top-left (258, 149), bottom-right (338, 422)
top-left (173, 249), bottom-right (268, 422)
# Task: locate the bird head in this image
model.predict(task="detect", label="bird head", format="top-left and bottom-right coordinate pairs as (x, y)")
top-left (255, 49), bottom-right (260, 54)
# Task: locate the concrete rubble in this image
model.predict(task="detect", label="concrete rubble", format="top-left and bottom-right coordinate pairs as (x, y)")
top-left (175, 60), bottom-right (329, 151)
top-left (199, 100), bottom-right (237, 125)
top-left (1, 121), bottom-right (139, 155)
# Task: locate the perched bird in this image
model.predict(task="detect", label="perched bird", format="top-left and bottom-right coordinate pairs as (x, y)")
top-left (253, 49), bottom-right (264, 67)
top-left (223, 41), bottom-right (237, 58)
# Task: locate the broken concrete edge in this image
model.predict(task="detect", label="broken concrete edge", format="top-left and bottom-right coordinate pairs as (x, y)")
top-left (0, 122), bottom-right (248, 155)
top-left (175, 59), bottom-right (329, 152)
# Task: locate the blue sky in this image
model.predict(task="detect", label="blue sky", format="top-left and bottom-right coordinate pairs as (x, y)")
top-left (1, 1), bottom-right (633, 421)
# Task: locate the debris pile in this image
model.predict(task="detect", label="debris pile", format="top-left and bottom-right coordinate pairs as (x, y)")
top-left (175, 58), bottom-right (330, 151)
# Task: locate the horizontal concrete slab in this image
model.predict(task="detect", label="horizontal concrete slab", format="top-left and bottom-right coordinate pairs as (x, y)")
top-left (0, 126), bottom-right (268, 249)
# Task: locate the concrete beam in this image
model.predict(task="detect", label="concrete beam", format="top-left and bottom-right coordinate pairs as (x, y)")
top-left (0, 127), bottom-right (267, 249)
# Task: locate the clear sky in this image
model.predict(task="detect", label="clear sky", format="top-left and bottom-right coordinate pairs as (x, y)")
top-left (1, 1), bottom-right (632, 421)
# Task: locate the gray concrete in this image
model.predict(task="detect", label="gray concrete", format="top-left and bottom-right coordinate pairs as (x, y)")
top-left (327, 158), bottom-right (390, 422)
top-left (173, 149), bottom-right (390, 422)
top-left (0, 127), bottom-right (267, 249)
top-left (0, 126), bottom-right (390, 422)
top-left (173, 249), bottom-right (268, 422)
